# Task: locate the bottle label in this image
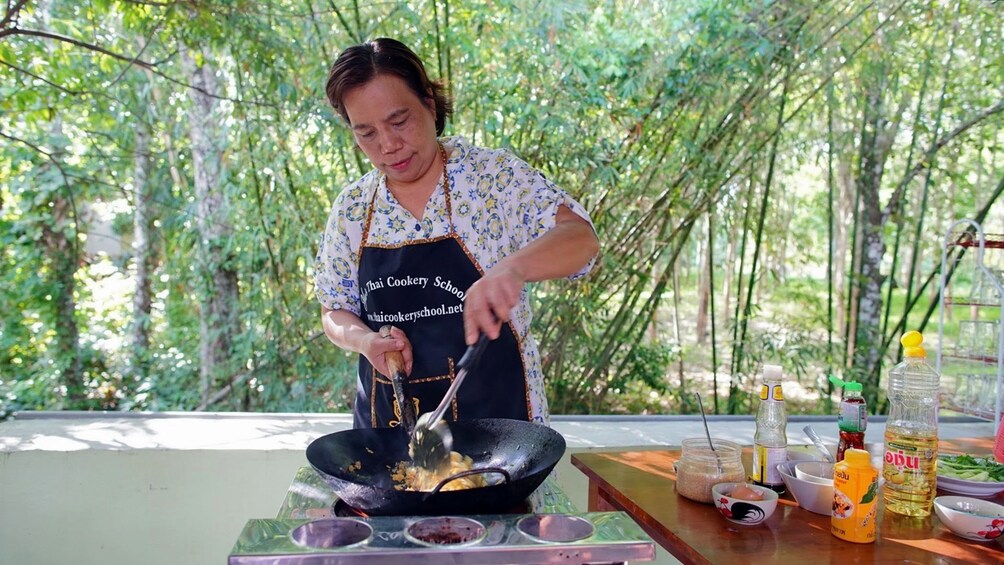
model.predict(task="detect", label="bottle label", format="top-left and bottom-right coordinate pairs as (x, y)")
top-left (760, 384), bottom-right (784, 401)
top-left (883, 443), bottom-right (933, 471)
top-left (882, 431), bottom-right (938, 516)
top-left (831, 464), bottom-right (879, 543)
top-left (838, 401), bottom-right (867, 432)
top-left (752, 445), bottom-right (786, 485)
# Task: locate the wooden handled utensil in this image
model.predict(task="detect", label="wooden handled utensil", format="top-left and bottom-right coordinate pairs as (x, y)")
top-left (380, 325), bottom-right (416, 436)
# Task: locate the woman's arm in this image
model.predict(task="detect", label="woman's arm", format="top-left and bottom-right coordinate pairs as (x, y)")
top-left (463, 204), bottom-right (598, 344)
top-left (321, 307), bottom-right (413, 375)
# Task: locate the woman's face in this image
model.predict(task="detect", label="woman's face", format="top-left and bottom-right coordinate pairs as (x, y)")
top-left (342, 73), bottom-right (440, 188)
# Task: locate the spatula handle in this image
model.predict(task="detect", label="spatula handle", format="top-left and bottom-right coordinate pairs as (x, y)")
top-left (426, 334), bottom-right (490, 425)
top-left (380, 325), bottom-right (415, 434)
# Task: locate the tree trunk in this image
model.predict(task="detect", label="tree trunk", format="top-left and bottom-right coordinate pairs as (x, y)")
top-left (672, 259), bottom-right (685, 398)
top-left (852, 65), bottom-right (901, 404)
top-left (181, 46), bottom-right (240, 406)
top-left (41, 127), bottom-right (84, 405)
top-left (695, 215), bottom-right (710, 345)
top-left (833, 151), bottom-right (854, 336)
top-left (38, 0), bottom-right (83, 405)
top-left (131, 113), bottom-right (153, 379)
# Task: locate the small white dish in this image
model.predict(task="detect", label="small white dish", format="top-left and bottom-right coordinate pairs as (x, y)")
top-left (933, 495), bottom-right (1004, 542)
top-left (787, 443), bottom-right (884, 469)
top-left (711, 482), bottom-right (778, 526)
top-left (937, 475), bottom-right (1004, 498)
top-left (795, 461), bottom-right (835, 486)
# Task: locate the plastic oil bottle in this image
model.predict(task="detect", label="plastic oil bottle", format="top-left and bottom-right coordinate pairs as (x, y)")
top-left (831, 448), bottom-right (879, 543)
top-left (751, 364), bottom-right (787, 493)
top-left (829, 375), bottom-right (867, 461)
top-left (882, 330), bottom-right (940, 517)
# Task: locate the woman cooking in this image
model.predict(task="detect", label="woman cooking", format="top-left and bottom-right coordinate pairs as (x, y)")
top-left (314, 37), bottom-right (599, 429)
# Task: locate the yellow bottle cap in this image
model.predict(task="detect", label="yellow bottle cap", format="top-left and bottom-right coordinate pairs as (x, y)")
top-left (845, 448), bottom-right (871, 467)
top-left (900, 330), bottom-right (926, 358)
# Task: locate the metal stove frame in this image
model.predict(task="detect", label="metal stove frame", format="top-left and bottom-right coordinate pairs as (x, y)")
top-left (228, 466), bottom-right (655, 564)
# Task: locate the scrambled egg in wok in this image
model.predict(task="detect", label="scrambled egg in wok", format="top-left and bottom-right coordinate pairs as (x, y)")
top-left (391, 451), bottom-right (487, 492)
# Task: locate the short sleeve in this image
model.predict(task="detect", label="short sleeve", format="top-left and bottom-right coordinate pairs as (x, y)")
top-left (505, 155), bottom-right (597, 280)
top-left (313, 190), bottom-right (364, 315)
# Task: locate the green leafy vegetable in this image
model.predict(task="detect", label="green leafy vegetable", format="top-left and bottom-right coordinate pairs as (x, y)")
top-left (938, 454), bottom-right (1004, 483)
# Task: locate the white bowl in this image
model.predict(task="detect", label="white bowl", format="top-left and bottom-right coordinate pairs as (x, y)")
top-left (795, 461), bottom-right (835, 486)
top-left (711, 482), bottom-right (779, 526)
top-left (786, 443), bottom-right (884, 468)
top-left (934, 495), bottom-right (1004, 542)
top-left (777, 461), bottom-right (833, 516)
top-left (786, 446), bottom-right (828, 463)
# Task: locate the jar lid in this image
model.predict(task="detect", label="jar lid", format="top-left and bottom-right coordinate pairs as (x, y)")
top-left (681, 437), bottom-right (742, 459)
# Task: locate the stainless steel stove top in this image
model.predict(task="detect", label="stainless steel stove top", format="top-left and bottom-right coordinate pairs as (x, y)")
top-left (227, 466), bottom-right (655, 564)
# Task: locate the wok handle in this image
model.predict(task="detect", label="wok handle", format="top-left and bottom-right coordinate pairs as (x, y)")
top-left (425, 467), bottom-right (512, 497)
top-left (380, 325), bottom-right (416, 435)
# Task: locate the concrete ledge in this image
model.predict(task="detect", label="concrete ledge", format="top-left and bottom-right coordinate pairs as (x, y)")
top-left (1, 410), bottom-right (993, 452)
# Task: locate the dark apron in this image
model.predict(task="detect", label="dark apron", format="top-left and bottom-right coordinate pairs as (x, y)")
top-left (352, 154), bottom-right (530, 429)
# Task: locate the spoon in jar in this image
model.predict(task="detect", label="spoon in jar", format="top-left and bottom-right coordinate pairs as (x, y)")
top-left (695, 392), bottom-right (723, 475)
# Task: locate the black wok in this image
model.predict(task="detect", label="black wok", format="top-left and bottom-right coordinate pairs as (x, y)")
top-left (305, 418), bottom-right (565, 516)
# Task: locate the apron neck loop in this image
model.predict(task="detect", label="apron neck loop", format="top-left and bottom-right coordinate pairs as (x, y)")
top-left (357, 141), bottom-right (455, 264)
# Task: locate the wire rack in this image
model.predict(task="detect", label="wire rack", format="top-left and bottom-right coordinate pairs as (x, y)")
top-left (937, 220), bottom-right (1004, 433)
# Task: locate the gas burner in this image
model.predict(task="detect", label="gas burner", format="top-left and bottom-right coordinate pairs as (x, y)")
top-left (403, 516), bottom-right (487, 547)
top-left (517, 514), bottom-right (595, 543)
top-left (290, 518), bottom-right (372, 549)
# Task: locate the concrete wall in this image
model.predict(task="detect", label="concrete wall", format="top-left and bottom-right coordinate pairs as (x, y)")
top-left (0, 446), bottom-right (607, 565)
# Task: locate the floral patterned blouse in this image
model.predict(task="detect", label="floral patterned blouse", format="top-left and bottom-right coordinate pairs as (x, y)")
top-left (314, 136), bottom-right (596, 423)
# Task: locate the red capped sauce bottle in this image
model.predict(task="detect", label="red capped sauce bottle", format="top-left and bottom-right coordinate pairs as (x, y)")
top-left (829, 375), bottom-right (867, 462)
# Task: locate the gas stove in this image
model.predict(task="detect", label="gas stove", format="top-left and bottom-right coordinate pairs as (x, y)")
top-left (228, 466), bottom-right (655, 564)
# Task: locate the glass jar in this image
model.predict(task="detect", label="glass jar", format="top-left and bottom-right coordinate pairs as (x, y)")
top-left (676, 438), bottom-right (746, 504)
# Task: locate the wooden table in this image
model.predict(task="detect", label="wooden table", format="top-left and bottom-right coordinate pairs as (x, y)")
top-left (571, 437), bottom-right (1004, 564)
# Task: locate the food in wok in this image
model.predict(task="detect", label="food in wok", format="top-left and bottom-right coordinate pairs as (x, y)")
top-left (391, 451), bottom-right (487, 492)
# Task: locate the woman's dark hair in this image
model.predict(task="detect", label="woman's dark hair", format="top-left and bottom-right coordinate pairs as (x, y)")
top-left (326, 38), bottom-right (453, 135)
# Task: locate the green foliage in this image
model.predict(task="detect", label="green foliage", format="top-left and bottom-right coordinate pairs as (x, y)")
top-left (1, 0), bottom-right (1002, 418)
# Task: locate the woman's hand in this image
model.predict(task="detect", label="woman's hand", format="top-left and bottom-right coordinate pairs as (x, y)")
top-left (463, 262), bottom-right (524, 344)
top-left (363, 325), bottom-right (414, 376)
top-left (461, 205), bottom-right (598, 345)
top-left (321, 308), bottom-right (413, 375)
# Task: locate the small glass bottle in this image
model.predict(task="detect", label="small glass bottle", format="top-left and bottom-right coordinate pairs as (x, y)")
top-left (676, 438), bottom-right (746, 504)
top-left (830, 375), bottom-right (867, 461)
top-left (882, 330), bottom-right (940, 517)
top-left (751, 364), bottom-right (787, 493)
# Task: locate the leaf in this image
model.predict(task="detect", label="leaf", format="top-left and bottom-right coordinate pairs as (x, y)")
top-left (861, 478), bottom-right (878, 504)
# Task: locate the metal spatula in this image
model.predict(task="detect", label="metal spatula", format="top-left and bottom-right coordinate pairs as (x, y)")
top-left (409, 334), bottom-right (490, 472)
